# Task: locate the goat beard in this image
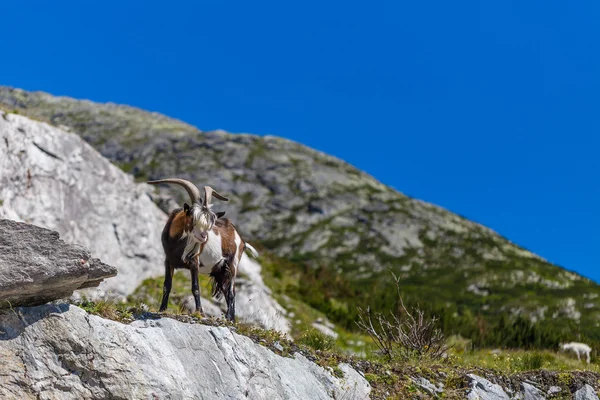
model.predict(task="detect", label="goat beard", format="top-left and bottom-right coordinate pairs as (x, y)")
top-left (182, 233), bottom-right (205, 264)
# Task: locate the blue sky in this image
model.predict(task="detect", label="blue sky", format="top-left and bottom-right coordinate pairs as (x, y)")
top-left (2, 1), bottom-right (599, 281)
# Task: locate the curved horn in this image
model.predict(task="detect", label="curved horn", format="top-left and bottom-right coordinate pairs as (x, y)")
top-left (203, 186), bottom-right (229, 207)
top-left (147, 178), bottom-right (201, 203)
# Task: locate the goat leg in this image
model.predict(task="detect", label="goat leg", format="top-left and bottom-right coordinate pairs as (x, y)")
top-left (190, 261), bottom-right (204, 314)
top-left (159, 261), bottom-right (174, 312)
top-left (225, 281), bottom-right (236, 322)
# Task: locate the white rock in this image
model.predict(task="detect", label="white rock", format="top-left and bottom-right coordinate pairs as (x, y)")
top-left (466, 374), bottom-right (509, 400)
top-left (547, 386), bottom-right (561, 395)
top-left (520, 382), bottom-right (545, 400)
top-left (0, 304), bottom-right (371, 400)
top-left (575, 384), bottom-right (599, 400)
top-left (412, 377), bottom-right (443, 395)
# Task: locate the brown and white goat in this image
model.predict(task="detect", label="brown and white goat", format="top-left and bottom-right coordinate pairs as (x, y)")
top-left (148, 178), bottom-right (258, 321)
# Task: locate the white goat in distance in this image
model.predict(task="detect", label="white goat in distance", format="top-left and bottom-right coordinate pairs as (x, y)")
top-left (560, 341), bottom-right (592, 364)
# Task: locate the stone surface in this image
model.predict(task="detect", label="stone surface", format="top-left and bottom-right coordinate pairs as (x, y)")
top-left (466, 374), bottom-right (510, 400)
top-left (0, 304), bottom-right (370, 400)
top-left (0, 111), bottom-right (290, 332)
top-left (412, 377), bottom-right (443, 396)
top-left (575, 384), bottom-right (600, 400)
top-left (521, 382), bottom-right (545, 400)
top-left (547, 385), bottom-right (561, 396)
top-left (0, 219), bottom-right (116, 307)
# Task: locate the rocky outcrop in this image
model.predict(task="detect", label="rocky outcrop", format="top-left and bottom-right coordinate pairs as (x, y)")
top-left (0, 110), bottom-right (290, 333)
top-left (0, 219), bottom-right (116, 307)
top-left (0, 111), bottom-right (166, 299)
top-left (520, 382), bottom-right (545, 400)
top-left (0, 304), bottom-right (370, 400)
top-left (467, 374), bottom-right (510, 400)
top-left (575, 385), bottom-right (600, 400)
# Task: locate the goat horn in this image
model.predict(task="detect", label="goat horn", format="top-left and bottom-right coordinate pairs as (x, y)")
top-left (147, 178), bottom-right (202, 203)
top-left (203, 186), bottom-right (229, 206)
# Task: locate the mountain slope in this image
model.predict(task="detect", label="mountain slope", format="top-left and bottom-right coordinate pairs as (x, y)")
top-left (1, 86), bottom-right (599, 343)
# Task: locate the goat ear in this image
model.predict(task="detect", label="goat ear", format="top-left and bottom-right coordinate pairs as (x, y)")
top-left (184, 203), bottom-right (191, 214)
top-left (216, 211), bottom-right (226, 218)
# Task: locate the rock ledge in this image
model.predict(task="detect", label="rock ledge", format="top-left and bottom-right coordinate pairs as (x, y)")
top-left (0, 219), bottom-right (117, 308)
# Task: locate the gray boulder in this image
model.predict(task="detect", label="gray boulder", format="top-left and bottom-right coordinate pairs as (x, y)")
top-left (466, 374), bottom-right (510, 400)
top-left (412, 376), bottom-right (444, 396)
top-left (0, 304), bottom-right (370, 400)
top-left (0, 219), bottom-right (116, 307)
top-left (547, 386), bottom-right (561, 396)
top-left (575, 384), bottom-right (600, 400)
top-left (520, 382), bottom-right (545, 400)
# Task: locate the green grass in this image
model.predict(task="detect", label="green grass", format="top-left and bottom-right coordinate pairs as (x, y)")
top-left (451, 347), bottom-right (600, 374)
top-left (78, 300), bottom-right (134, 323)
top-left (296, 328), bottom-right (336, 351)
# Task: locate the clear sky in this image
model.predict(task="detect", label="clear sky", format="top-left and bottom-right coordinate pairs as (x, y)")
top-left (2, 1), bottom-right (599, 281)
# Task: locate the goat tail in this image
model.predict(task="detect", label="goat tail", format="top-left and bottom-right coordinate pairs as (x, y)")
top-left (244, 243), bottom-right (259, 258)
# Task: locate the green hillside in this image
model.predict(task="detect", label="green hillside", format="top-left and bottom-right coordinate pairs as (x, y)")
top-left (2, 86), bottom-right (599, 348)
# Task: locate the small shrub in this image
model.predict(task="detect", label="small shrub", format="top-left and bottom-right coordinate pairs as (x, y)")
top-left (331, 366), bottom-right (344, 378)
top-left (364, 372), bottom-right (398, 386)
top-left (557, 372), bottom-right (573, 388)
top-left (78, 300), bottom-right (133, 322)
top-left (356, 272), bottom-right (448, 361)
top-left (297, 328), bottom-right (336, 351)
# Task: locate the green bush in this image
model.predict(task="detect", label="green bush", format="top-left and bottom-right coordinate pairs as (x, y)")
top-left (297, 328), bottom-right (336, 351)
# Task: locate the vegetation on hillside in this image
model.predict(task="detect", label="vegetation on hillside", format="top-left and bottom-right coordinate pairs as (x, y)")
top-left (3, 87), bottom-right (600, 364)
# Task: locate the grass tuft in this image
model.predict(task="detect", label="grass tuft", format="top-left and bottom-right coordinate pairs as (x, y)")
top-left (297, 328), bottom-right (336, 351)
top-left (78, 300), bottom-right (133, 323)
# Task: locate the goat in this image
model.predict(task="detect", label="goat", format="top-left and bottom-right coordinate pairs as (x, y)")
top-left (560, 341), bottom-right (592, 364)
top-left (148, 178), bottom-right (259, 321)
